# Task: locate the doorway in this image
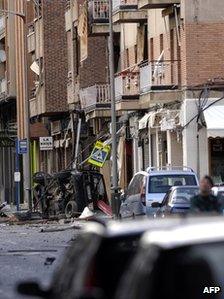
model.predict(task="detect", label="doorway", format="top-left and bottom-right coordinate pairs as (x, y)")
top-left (209, 138), bottom-right (224, 184)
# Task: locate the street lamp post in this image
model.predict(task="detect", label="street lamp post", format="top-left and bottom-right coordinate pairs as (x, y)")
top-left (108, 0), bottom-right (120, 217)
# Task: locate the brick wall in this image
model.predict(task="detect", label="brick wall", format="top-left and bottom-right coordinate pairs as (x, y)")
top-left (79, 36), bottom-right (108, 88)
top-left (181, 23), bottom-right (224, 87)
top-left (43, 0), bottom-right (68, 113)
top-left (120, 45), bottom-right (137, 70)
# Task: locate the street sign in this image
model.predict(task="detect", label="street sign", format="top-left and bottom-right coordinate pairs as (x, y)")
top-left (88, 141), bottom-right (110, 168)
top-left (39, 137), bottom-right (53, 151)
top-left (17, 139), bottom-right (28, 154)
top-left (14, 172), bottom-right (21, 182)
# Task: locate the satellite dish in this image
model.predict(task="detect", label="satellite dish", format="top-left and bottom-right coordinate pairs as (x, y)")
top-left (0, 50), bottom-right (6, 62)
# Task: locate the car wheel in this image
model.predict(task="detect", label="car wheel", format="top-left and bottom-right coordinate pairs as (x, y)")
top-left (65, 201), bottom-right (78, 218)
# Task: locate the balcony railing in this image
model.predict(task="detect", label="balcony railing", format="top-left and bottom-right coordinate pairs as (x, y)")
top-left (113, 0), bottom-right (138, 11)
top-left (0, 16), bottom-right (5, 35)
top-left (115, 67), bottom-right (140, 99)
top-left (0, 78), bottom-right (7, 94)
top-left (27, 23), bottom-right (35, 53)
top-left (80, 84), bottom-right (110, 110)
top-left (139, 60), bottom-right (181, 93)
top-left (89, 0), bottom-right (109, 23)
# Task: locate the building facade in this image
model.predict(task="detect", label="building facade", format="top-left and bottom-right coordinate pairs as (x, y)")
top-left (0, 0), bottom-right (17, 204)
top-left (1, 0), bottom-right (224, 205)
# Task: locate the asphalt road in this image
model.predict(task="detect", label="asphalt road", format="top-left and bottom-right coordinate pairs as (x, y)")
top-left (0, 222), bottom-right (79, 299)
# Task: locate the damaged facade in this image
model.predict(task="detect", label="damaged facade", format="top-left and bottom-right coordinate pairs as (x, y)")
top-left (1, 0), bottom-right (224, 205)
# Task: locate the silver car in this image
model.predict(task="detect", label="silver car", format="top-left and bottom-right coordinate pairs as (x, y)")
top-left (152, 186), bottom-right (199, 217)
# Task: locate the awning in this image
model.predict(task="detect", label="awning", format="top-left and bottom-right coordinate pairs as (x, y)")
top-left (139, 112), bottom-right (152, 130)
top-left (204, 106), bottom-right (224, 138)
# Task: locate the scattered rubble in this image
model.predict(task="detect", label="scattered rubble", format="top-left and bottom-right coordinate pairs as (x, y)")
top-left (78, 207), bottom-right (94, 220)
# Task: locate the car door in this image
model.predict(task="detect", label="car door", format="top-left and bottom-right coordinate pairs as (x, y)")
top-left (121, 174), bottom-right (145, 217)
top-left (157, 190), bottom-right (171, 217)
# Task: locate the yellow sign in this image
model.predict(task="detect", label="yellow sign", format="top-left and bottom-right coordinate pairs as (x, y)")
top-left (88, 141), bottom-right (111, 168)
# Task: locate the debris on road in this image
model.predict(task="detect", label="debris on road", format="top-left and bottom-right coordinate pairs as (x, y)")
top-left (97, 200), bottom-right (112, 217)
top-left (40, 222), bottom-right (82, 233)
top-left (78, 207), bottom-right (94, 220)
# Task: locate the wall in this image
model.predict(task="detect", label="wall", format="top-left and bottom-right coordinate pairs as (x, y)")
top-left (80, 36), bottom-right (108, 88)
top-left (120, 23), bottom-right (138, 70)
top-left (181, 0), bottom-right (224, 87)
top-left (181, 98), bottom-right (209, 177)
top-left (167, 131), bottom-right (183, 166)
top-left (43, 0), bottom-right (68, 113)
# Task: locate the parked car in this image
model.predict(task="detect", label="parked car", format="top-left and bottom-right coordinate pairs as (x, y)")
top-left (116, 216), bottom-right (224, 299)
top-left (17, 218), bottom-right (181, 299)
top-left (120, 166), bottom-right (199, 217)
top-left (120, 171), bottom-right (147, 218)
top-left (152, 186), bottom-right (199, 217)
top-left (212, 186), bottom-right (224, 202)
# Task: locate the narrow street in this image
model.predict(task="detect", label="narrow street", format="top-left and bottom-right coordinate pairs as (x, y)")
top-left (0, 223), bottom-right (78, 299)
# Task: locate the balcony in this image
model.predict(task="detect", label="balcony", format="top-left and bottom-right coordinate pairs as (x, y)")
top-left (80, 84), bottom-right (111, 118)
top-left (88, 0), bottom-right (120, 35)
top-left (115, 67), bottom-right (140, 111)
top-left (27, 24), bottom-right (35, 53)
top-left (112, 0), bottom-right (147, 23)
top-left (29, 86), bottom-right (45, 117)
top-left (0, 16), bottom-right (5, 40)
top-left (139, 60), bottom-right (182, 107)
top-left (138, 0), bottom-right (180, 10)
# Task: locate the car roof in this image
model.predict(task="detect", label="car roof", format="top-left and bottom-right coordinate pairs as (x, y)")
top-left (147, 170), bottom-right (196, 176)
top-left (213, 186), bottom-right (224, 190)
top-left (82, 217), bottom-right (184, 238)
top-left (133, 170), bottom-right (197, 177)
top-left (141, 216), bottom-right (224, 249)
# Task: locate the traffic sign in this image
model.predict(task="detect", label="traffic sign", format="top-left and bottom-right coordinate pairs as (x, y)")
top-left (39, 137), bottom-right (53, 151)
top-left (14, 172), bottom-right (21, 182)
top-left (17, 139), bottom-right (28, 154)
top-left (88, 141), bottom-right (110, 168)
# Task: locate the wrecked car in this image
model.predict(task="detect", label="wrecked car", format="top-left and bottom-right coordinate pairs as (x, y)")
top-left (33, 170), bottom-right (109, 218)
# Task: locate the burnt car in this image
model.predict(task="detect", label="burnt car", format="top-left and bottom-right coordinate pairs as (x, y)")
top-left (33, 170), bottom-right (109, 218)
top-left (17, 218), bottom-right (181, 299)
top-left (116, 216), bottom-right (224, 299)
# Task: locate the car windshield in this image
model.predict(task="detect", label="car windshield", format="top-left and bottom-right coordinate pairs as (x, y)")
top-left (171, 187), bottom-right (199, 204)
top-left (148, 175), bottom-right (197, 194)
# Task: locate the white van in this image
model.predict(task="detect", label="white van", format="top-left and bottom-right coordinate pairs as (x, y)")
top-left (121, 166), bottom-right (199, 217)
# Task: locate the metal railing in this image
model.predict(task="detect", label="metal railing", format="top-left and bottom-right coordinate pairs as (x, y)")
top-left (0, 78), bottom-right (7, 94)
top-left (80, 84), bottom-right (110, 110)
top-left (0, 15), bottom-right (5, 34)
top-left (90, 0), bottom-right (109, 22)
top-left (140, 60), bottom-right (181, 93)
top-left (115, 67), bottom-right (140, 99)
top-left (113, 0), bottom-right (138, 11)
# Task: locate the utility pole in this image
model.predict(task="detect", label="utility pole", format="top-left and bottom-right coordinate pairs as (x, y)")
top-left (108, 0), bottom-right (120, 217)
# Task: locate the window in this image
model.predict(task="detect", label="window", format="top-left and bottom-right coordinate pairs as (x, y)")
top-left (150, 38), bottom-right (154, 61)
top-left (169, 187), bottom-right (199, 204)
top-left (35, 0), bottom-right (42, 18)
top-left (128, 174), bottom-right (145, 196)
top-left (148, 175), bottom-right (197, 194)
top-left (159, 34), bottom-right (164, 54)
top-left (134, 45), bottom-right (137, 64)
top-left (126, 48), bottom-right (129, 68)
